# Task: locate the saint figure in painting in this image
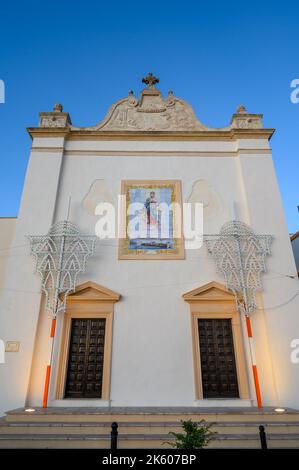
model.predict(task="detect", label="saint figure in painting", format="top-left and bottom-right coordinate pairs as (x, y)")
top-left (144, 191), bottom-right (158, 226)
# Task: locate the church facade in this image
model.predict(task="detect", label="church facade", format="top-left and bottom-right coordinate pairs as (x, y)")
top-left (0, 74), bottom-right (299, 447)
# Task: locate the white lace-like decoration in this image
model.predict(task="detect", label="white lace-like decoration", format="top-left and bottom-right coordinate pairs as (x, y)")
top-left (205, 221), bottom-right (272, 315)
top-left (28, 221), bottom-right (97, 315)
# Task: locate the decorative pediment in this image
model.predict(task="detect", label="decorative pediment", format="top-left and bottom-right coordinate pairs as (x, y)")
top-left (182, 281), bottom-right (235, 302)
top-left (87, 74), bottom-right (207, 132)
top-left (36, 74), bottom-right (266, 133)
top-left (67, 281), bottom-right (121, 303)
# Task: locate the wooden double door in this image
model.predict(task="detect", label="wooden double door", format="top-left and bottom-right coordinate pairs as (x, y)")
top-left (65, 318), bottom-right (106, 398)
top-left (198, 319), bottom-right (239, 398)
top-left (64, 316), bottom-right (239, 400)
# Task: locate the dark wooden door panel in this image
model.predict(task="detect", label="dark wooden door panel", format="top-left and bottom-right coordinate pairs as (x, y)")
top-left (65, 318), bottom-right (106, 398)
top-left (198, 319), bottom-right (239, 398)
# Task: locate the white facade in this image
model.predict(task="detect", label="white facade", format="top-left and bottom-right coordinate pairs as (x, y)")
top-left (0, 77), bottom-right (299, 417)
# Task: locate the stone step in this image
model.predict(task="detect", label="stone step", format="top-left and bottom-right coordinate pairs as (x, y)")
top-left (1, 420), bottom-right (299, 435)
top-left (5, 407), bottom-right (299, 424)
top-left (0, 432), bottom-right (299, 449)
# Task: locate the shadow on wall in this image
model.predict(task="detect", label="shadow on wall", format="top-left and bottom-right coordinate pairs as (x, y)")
top-left (187, 179), bottom-right (221, 219)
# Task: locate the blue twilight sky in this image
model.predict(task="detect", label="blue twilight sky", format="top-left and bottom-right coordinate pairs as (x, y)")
top-left (0, 0), bottom-right (298, 231)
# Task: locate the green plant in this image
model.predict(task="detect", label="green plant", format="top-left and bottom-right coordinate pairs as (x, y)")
top-left (165, 419), bottom-right (217, 449)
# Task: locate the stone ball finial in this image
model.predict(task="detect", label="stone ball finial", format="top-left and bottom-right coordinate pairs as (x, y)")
top-left (166, 90), bottom-right (175, 107)
top-left (236, 104), bottom-right (247, 114)
top-left (53, 103), bottom-right (63, 112)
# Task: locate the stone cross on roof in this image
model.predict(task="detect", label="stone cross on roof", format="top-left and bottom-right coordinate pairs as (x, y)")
top-left (142, 72), bottom-right (159, 88)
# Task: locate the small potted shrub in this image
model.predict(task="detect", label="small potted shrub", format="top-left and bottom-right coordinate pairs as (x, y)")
top-left (166, 419), bottom-right (217, 449)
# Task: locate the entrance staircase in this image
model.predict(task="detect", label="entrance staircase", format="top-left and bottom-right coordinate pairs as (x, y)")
top-left (0, 407), bottom-right (299, 449)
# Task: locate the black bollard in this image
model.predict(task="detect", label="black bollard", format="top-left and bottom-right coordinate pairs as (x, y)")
top-left (111, 422), bottom-right (118, 450)
top-left (259, 425), bottom-right (267, 449)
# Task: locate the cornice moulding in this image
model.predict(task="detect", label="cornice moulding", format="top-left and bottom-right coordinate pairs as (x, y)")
top-left (27, 128), bottom-right (275, 141)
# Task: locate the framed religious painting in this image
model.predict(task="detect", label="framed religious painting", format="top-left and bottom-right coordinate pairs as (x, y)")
top-left (118, 180), bottom-right (184, 260)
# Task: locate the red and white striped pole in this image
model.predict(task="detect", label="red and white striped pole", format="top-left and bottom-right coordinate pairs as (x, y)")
top-left (245, 314), bottom-right (262, 408)
top-left (42, 218), bottom-right (67, 408)
top-left (42, 316), bottom-right (57, 408)
top-left (231, 217), bottom-right (263, 409)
